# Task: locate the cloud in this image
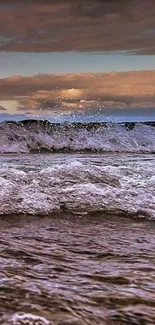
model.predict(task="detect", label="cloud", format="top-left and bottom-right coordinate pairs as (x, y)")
top-left (0, 105), bottom-right (7, 111)
top-left (0, 71), bottom-right (155, 116)
top-left (0, 0), bottom-right (155, 54)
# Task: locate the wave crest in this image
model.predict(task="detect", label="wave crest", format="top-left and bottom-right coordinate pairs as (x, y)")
top-left (0, 120), bottom-right (155, 154)
top-left (0, 157), bottom-right (155, 220)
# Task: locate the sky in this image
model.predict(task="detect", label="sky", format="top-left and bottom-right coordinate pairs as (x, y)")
top-left (0, 0), bottom-right (155, 122)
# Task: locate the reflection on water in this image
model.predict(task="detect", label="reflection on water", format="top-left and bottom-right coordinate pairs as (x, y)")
top-left (0, 214), bottom-right (155, 324)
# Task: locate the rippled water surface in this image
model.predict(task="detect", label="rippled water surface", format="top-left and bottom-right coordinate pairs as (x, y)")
top-left (0, 215), bottom-right (155, 324)
top-left (0, 153), bottom-right (155, 324)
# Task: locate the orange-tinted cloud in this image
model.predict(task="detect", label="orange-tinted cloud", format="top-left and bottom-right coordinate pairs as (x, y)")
top-left (0, 71), bottom-right (155, 115)
top-left (0, 0), bottom-right (155, 54)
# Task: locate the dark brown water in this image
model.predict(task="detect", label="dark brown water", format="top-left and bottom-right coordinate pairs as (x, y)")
top-left (0, 214), bottom-right (155, 324)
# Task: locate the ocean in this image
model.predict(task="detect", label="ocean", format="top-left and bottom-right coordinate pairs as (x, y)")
top-left (0, 120), bottom-right (155, 324)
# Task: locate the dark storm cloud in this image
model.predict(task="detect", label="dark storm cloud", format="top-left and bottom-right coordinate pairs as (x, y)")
top-left (0, 0), bottom-right (155, 54)
top-left (1, 71), bottom-right (155, 114)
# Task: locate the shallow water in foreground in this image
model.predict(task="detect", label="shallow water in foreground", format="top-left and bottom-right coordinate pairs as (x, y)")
top-left (0, 152), bottom-right (155, 324)
top-left (0, 214), bottom-right (155, 324)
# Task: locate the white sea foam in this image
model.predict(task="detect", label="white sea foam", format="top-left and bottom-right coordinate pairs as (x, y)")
top-left (0, 154), bottom-right (155, 219)
top-left (8, 313), bottom-right (51, 325)
top-left (0, 121), bottom-right (155, 153)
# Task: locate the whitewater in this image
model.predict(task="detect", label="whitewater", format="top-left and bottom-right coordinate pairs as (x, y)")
top-left (0, 120), bottom-right (155, 154)
top-left (0, 120), bottom-right (155, 219)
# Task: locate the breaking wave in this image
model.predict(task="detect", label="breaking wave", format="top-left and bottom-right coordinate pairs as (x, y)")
top-left (0, 153), bottom-right (155, 219)
top-left (0, 119), bottom-right (155, 154)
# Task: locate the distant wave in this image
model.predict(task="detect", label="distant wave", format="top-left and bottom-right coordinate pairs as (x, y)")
top-left (0, 119), bottom-right (155, 154)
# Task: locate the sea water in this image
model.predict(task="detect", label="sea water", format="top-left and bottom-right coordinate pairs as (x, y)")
top-left (0, 121), bottom-right (155, 324)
